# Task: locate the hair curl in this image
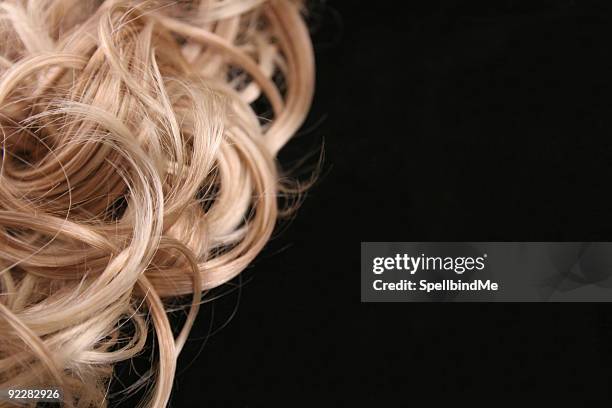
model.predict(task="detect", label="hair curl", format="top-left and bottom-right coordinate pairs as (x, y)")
top-left (0, 0), bottom-right (314, 406)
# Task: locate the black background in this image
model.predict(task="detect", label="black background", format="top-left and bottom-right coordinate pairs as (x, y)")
top-left (117, 0), bottom-right (612, 406)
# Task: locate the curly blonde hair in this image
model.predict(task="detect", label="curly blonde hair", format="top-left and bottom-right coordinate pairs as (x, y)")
top-left (0, 0), bottom-right (314, 406)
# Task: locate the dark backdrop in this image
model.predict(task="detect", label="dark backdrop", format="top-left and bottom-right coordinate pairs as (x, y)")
top-left (116, 0), bottom-right (612, 406)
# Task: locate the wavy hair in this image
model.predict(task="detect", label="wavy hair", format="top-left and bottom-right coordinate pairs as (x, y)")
top-left (0, 0), bottom-right (314, 406)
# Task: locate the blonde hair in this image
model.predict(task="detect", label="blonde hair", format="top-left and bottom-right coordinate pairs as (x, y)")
top-left (0, 0), bottom-right (314, 406)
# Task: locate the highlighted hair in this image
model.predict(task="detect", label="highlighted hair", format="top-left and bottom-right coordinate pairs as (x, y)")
top-left (0, 0), bottom-right (314, 406)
